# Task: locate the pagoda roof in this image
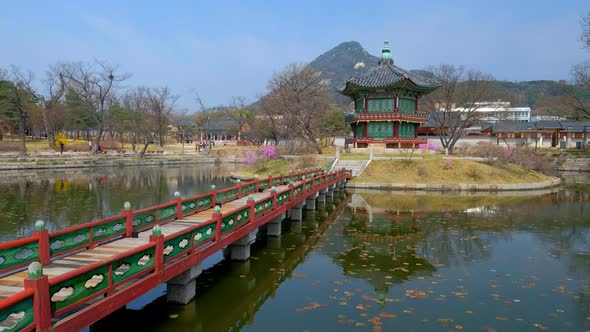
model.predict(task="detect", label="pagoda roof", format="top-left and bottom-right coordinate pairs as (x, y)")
top-left (340, 42), bottom-right (441, 97)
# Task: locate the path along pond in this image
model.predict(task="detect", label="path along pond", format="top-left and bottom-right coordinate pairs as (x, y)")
top-left (1, 165), bottom-right (590, 331)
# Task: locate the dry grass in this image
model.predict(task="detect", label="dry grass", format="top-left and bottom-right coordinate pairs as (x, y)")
top-left (352, 159), bottom-right (551, 184)
top-left (234, 157), bottom-right (327, 178)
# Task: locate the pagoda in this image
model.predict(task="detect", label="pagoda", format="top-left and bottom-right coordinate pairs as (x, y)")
top-left (342, 41), bottom-right (440, 149)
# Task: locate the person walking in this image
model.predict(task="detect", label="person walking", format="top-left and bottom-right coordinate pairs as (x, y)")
top-left (60, 142), bottom-right (65, 154)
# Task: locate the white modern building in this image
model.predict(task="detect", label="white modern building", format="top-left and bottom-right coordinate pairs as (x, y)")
top-left (452, 101), bottom-right (531, 123)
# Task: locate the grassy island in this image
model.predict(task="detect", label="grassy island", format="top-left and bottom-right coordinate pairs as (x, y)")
top-left (232, 158), bottom-right (331, 178)
top-left (351, 159), bottom-right (552, 185)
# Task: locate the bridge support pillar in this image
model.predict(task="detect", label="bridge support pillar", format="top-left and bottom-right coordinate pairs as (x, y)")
top-left (306, 192), bottom-right (318, 210)
top-left (230, 229), bottom-right (258, 261)
top-left (326, 187), bottom-right (334, 197)
top-left (317, 188), bottom-right (327, 204)
top-left (267, 213), bottom-right (285, 237)
top-left (289, 202), bottom-right (304, 221)
top-left (167, 263), bottom-right (203, 304)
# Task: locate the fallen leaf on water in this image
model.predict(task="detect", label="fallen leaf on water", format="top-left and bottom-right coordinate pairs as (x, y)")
top-left (169, 314), bottom-right (179, 319)
top-left (379, 312), bottom-right (397, 319)
top-left (532, 323), bottom-right (549, 330)
top-left (465, 310), bottom-right (473, 315)
top-left (368, 316), bottom-right (382, 326)
top-left (496, 317), bottom-right (508, 321)
top-left (405, 289), bottom-right (427, 299)
top-left (438, 318), bottom-right (454, 324)
top-left (455, 325), bottom-right (464, 330)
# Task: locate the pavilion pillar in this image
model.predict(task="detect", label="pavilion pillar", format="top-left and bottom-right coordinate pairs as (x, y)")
top-left (566, 132), bottom-right (572, 148)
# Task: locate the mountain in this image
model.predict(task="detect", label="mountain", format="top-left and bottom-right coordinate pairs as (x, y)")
top-left (306, 41), bottom-right (587, 112)
top-left (309, 41), bottom-right (379, 90)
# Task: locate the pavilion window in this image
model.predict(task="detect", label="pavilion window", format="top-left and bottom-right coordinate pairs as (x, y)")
top-left (398, 98), bottom-right (416, 114)
top-left (355, 124), bottom-right (364, 138)
top-left (356, 99), bottom-right (364, 112)
top-left (367, 99), bottom-right (394, 113)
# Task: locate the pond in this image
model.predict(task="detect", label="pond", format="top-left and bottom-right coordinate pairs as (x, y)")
top-left (92, 186), bottom-right (589, 331)
top-left (0, 164), bottom-right (239, 241)
top-left (1, 166), bottom-right (590, 331)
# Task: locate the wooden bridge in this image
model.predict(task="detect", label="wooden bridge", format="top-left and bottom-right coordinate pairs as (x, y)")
top-left (0, 168), bottom-right (352, 332)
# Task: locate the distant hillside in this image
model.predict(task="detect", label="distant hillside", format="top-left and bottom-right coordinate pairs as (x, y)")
top-left (304, 41), bottom-right (587, 112)
top-left (309, 41), bottom-right (379, 89)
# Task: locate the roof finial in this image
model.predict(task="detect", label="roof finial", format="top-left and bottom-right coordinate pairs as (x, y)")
top-left (379, 40), bottom-right (393, 65)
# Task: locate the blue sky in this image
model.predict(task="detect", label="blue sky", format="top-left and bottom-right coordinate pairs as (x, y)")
top-left (1, 0), bottom-right (588, 108)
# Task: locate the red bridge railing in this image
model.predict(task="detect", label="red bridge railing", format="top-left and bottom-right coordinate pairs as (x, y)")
top-left (0, 167), bottom-right (352, 332)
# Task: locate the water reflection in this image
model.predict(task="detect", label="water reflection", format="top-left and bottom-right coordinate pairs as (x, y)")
top-left (0, 164), bottom-right (239, 241)
top-left (49, 187), bottom-right (590, 330)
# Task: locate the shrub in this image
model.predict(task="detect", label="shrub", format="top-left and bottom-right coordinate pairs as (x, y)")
top-left (245, 151), bottom-right (257, 165)
top-left (463, 142), bottom-right (552, 174)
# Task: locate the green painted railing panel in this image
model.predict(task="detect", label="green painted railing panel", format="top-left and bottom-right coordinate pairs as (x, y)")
top-left (294, 185), bottom-right (303, 197)
top-left (218, 188), bottom-right (238, 203)
top-left (0, 242), bottom-right (39, 272)
top-left (399, 98), bottom-right (416, 114)
top-left (242, 183), bottom-right (256, 195)
top-left (163, 233), bottom-right (192, 261)
top-left (221, 207), bottom-right (250, 233)
top-left (0, 293), bottom-right (34, 332)
top-left (272, 178), bottom-right (282, 186)
top-left (50, 264), bottom-right (109, 313)
top-left (157, 205), bottom-right (177, 222)
top-left (112, 247), bottom-right (155, 285)
top-left (92, 217), bottom-right (126, 242)
top-left (193, 223), bottom-right (216, 246)
top-left (305, 182), bottom-right (312, 191)
top-left (277, 191), bottom-right (291, 205)
top-left (49, 228), bottom-right (90, 256)
top-left (259, 179), bottom-right (270, 189)
top-left (255, 197), bottom-right (274, 216)
top-left (132, 211), bottom-right (156, 230)
top-left (181, 200), bottom-right (198, 214)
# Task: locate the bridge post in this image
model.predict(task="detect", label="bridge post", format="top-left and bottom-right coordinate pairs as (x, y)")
top-left (174, 191), bottom-right (182, 219)
top-left (24, 262), bottom-right (51, 332)
top-left (33, 220), bottom-right (50, 265)
top-left (237, 179), bottom-right (242, 199)
top-left (123, 201), bottom-right (133, 237)
top-left (213, 206), bottom-right (222, 242)
top-left (211, 184), bottom-right (217, 207)
top-left (149, 226), bottom-right (164, 273)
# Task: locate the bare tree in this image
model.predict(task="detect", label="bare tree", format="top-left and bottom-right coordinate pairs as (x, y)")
top-left (169, 109), bottom-right (195, 155)
top-left (146, 87), bottom-right (178, 147)
top-left (570, 12), bottom-right (590, 118)
top-left (422, 64), bottom-right (495, 154)
top-left (226, 96), bottom-right (250, 140)
top-left (60, 60), bottom-right (129, 151)
top-left (266, 63), bottom-right (331, 153)
top-left (7, 66), bottom-right (37, 155)
top-left (37, 65), bottom-right (67, 148)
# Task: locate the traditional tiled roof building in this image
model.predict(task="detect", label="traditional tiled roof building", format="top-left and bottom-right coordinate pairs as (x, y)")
top-left (342, 41), bottom-right (440, 148)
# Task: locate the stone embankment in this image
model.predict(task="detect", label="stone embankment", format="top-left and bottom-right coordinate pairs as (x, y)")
top-left (0, 155), bottom-right (244, 171)
top-left (557, 158), bottom-right (590, 172)
top-left (349, 178), bottom-right (561, 191)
